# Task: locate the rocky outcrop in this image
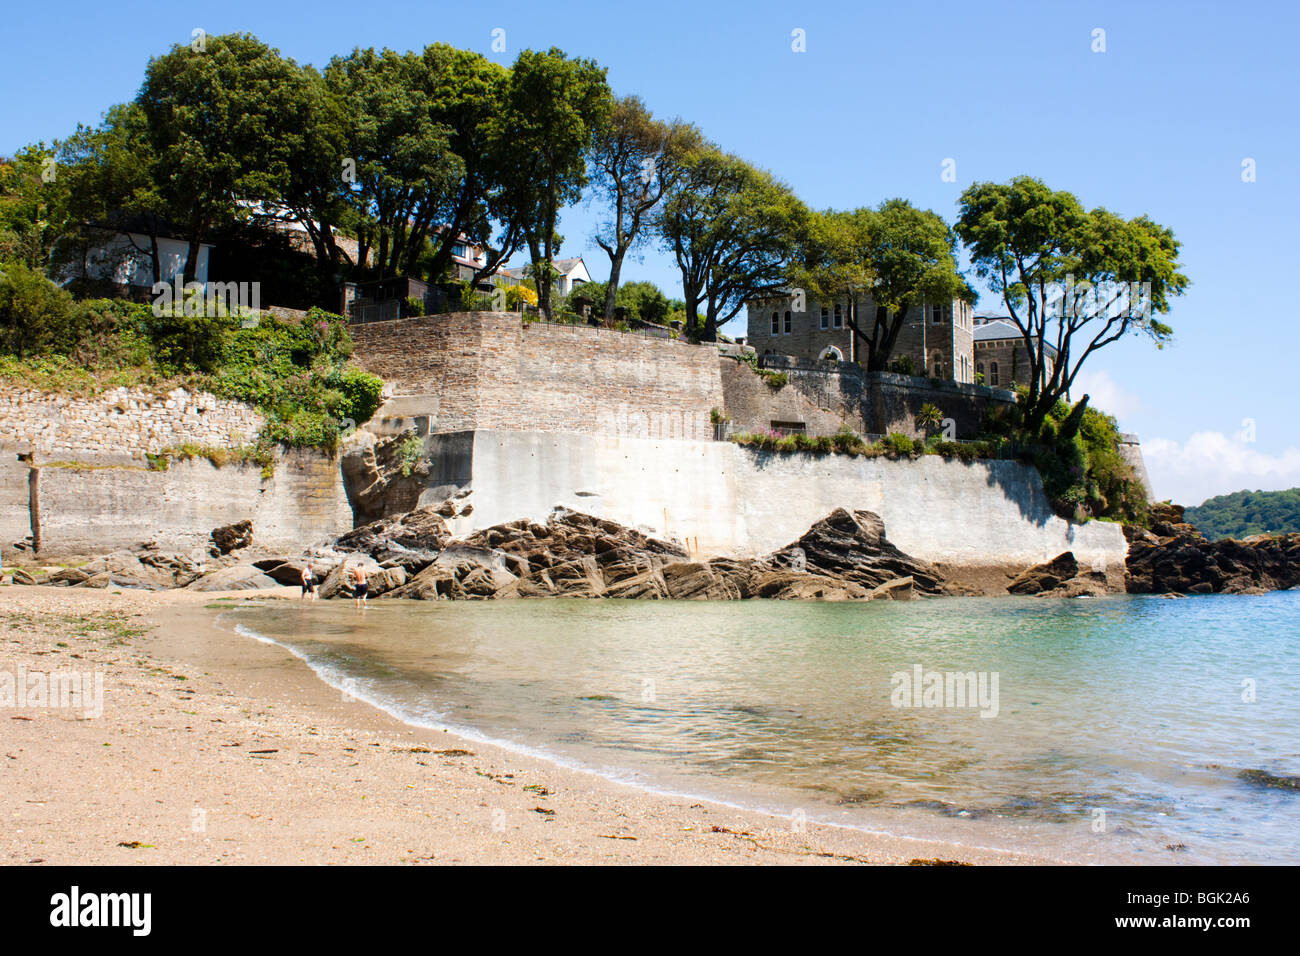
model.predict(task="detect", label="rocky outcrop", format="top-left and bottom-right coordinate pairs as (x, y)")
top-left (334, 507), bottom-right (452, 572)
top-left (1125, 502), bottom-right (1300, 595)
top-left (187, 565), bottom-right (281, 592)
top-left (1007, 552), bottom-right (1078, 594)
top-left (340, 431), bottom-right (429, 526)
top-left (19, 506), bottom-right (937, 602)
top-left (1007, 551), bottom-right (1115, 598)
top-left (211, 520), bottom-right (253, 555)
top-left (770, 508), bottom-right (942, 595)
top-left (379, 507), bottom-right (937, 602)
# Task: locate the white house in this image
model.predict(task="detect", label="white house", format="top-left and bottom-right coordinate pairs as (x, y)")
top-left (60, 230), bottom-right (213, 292)
top-left (498, 256), bottom-right (591, 297)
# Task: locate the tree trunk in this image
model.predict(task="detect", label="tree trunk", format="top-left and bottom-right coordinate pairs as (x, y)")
top-left (603, 248), bottom-right (625, 322)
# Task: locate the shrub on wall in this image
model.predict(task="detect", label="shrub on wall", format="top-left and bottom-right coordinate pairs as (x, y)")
top-left (0, 294), bottom-right (384, 453)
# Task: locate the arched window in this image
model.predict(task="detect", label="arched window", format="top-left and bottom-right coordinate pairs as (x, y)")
top-left (977, 361), bottom-right (984, 379)
top-left (771, 312), bottom-right (779, 335)
top-left (989, 362), bottom-right (1000, 386)
top-left (932, 352), bottom-right (944, 378)
top-left (783, 310), bottom-right (792, 334)
top-left (820, 306), bottom-right (829, 330)
top-left (833, 303), bottom-right (843, 328)
top-left (819, 345), bottom-right (843, 362)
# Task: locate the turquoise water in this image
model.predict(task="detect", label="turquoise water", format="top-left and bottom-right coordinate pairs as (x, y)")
top-left (221, 592), bottom-right (1300, 864)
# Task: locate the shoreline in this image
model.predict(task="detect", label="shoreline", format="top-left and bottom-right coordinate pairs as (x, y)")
top-left (1, 585), bottom-right (1059, 865)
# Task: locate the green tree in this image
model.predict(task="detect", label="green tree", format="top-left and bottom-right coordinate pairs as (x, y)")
top-left (796, 201), bottom-right (969, 370)
top-left (54, 103), bottom-right (169, 289)
top-left (0, 144), bottom-right (68, 270)
top-left (660, 146), bottom-right (807, 341)
top-left (489, 48), bottom-right (612, 320)
top-left (139, 33), bottom-right (319, 283)
top-left (325, 47), bottom-right (458, 282)
top-left (957, 176), bottom-right (1188, 435)
top-left (588, 96), bottom-right (700, 321)
top-left (0, 259), bottom-right (75, 357)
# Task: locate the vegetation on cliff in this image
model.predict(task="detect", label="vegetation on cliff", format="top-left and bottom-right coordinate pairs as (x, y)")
top-left (0, 266), bottom-right (382, 452)
top-left (1184, 488), bottom-right (1300, 539)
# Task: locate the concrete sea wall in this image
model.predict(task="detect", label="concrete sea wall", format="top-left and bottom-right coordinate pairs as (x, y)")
top-left (456, 430), bottom-right (1127, 569)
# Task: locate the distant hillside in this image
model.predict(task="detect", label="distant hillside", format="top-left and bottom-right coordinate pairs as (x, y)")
top-left (1184, 488), bottom-right (1300, 540)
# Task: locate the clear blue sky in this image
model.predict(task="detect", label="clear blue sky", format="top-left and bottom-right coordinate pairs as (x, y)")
top-left (3, 0), bottom-right (1298, 505)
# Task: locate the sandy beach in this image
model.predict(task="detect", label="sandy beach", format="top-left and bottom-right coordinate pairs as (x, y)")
top-left (0, 586), bottom-right (1056, 865)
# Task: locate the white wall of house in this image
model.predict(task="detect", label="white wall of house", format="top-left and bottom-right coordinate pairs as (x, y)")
top-left (556, 259), bottom-right (591, 297)
top-left (70, 232), bottom-right (213, 289)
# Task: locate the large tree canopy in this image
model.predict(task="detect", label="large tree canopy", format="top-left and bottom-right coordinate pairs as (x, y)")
top-left (956, 175), bottom-right (1187, 433)
top-left (660, 147), bottom-right (807, 341)
top-left (795, 200), bottom-right (968, 370)
top-left (139, 33), bottom-right (315, 282)
top-left (488, 48), bottom-right (611, 320)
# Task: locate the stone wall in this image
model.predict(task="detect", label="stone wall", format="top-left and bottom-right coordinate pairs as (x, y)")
top-left (352, 312), bottom-right (726, 441)
top-left (735, 357), bottom-right (1016, 439)
top-left (19, 449), bottom-right (350, 560)
top-left (0, 384), bottom-right (347, 561)
top-left (0, 385), bottom-right (264, 464)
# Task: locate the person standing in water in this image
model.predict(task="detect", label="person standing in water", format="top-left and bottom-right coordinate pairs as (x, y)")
top-left (301, 562), bottom-right (318, 600)
top-left (351, 563), bottom-right (369, 609)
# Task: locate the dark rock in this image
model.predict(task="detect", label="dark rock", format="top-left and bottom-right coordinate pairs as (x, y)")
top-left (1007, 552), bottom-right (1079, 595)
top-left (335, 508), bottom-right (451, 572)
top-left (768, 508), bottom-right (943, 595)
top-left (339, 431), bottom-right (428, 526)
top-left (47, 567), bottom-right (91, 586)
top-left (187, 566), bottom-right (281, 592)
top-left (211, 520), bottom-right (253, 555)
top-left (1125, 503), bottom-right (1300, 595)
top-left (366, 506), bottom-right (941, 602)
top-left (1238, 769), bottom-right (1300, 792)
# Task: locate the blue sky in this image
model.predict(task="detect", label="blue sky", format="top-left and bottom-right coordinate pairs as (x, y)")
top-left (3, 0), bottom-right (1297, 505)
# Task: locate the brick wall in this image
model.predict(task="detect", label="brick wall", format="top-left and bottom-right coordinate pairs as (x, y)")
top-left (351, 312), bottom-right (726, 441)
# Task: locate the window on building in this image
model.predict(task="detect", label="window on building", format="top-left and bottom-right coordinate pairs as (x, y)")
top-left (989, 362), bottom-right (1000, 386)
top-left (977, 362), bottom-right (984, 379)
top-left (931, 304), bottom-right (942, 325)
top-left (771, 312), bottom-right (779, 335)
top-left (833, 303), bottom-right (843, 328)
top-left (932, 352), bottom-right (944, 378)
top-left (770, 421), bottom-right (807, 436)
top-left (820, 306), bottom-right (829, 330)
top-left (784, 310), bottom-right (792, 334)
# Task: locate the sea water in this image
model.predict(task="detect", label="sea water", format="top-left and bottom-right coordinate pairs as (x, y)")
top-left (219, 592), bottom-right (1300, 864)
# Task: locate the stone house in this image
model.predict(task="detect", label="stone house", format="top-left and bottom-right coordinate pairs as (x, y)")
top-left (744, 293), bottom-right (977, 383)
top-left (972, 316), bottom-right (1057, 387)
